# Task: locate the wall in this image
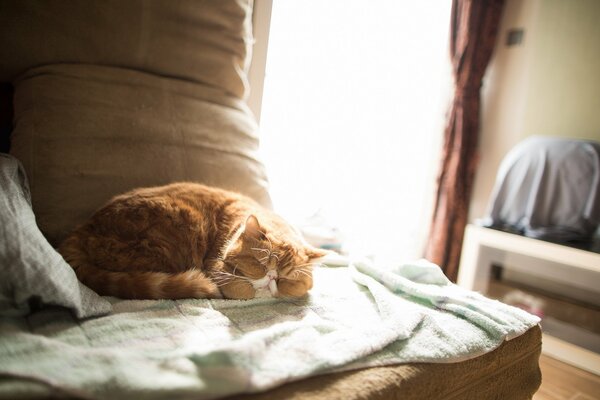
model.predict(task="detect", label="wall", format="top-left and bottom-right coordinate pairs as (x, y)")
top-left (524, 0), bottom-right (600, 139)
top-left (247, 0), bottom-right (273, 123)
top-left (470, 0), bottom-right (600, 222)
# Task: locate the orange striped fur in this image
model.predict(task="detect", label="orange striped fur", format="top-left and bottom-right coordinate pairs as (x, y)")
top-left (59, 183), bottom-right (327, 300)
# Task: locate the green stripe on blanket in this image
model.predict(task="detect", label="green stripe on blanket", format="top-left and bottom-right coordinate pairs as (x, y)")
top-left (0, 259), bottom-right (539, 400)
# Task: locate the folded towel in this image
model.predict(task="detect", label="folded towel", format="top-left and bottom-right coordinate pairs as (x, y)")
top-left (0, 258), bottom-right (540, 400)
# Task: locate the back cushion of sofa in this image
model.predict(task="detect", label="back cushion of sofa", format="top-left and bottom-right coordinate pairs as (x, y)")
top-left (10, 64), bottom-right (271, 246)
top-left (0, 0), bottom-right (253, 99)
top-left (2, 0), bottom-right (273, 246)
top-left (0, 84), bottom-right (11, 153)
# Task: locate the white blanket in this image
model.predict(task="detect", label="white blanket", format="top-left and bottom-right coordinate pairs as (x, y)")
top-left (0, 258), bottom-right (540, 400)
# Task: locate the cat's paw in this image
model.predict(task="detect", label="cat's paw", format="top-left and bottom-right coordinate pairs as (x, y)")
top-left (277, 280), bottom-right (309, 298)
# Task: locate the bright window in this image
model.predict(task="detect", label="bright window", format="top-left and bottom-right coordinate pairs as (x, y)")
top-left (259, 1), bottom-right (452, 262)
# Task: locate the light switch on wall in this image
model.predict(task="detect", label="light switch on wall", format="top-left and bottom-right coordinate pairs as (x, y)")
top-left (506, 28), bottom-right (524, 46)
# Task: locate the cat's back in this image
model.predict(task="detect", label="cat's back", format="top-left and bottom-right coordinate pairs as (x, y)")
top-left (104, 182), bottom-right (254, 211)
top-left (86, 182), bottom-right (260, 232)
top-left (60, 182), bottom-right (261, 262)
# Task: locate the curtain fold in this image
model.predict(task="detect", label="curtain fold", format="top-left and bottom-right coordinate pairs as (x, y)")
top-left (425, 0), bottom-right (505, 282)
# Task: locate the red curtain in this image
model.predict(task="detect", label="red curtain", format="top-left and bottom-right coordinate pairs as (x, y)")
top-left (425, 0), bottom-right (505, 282)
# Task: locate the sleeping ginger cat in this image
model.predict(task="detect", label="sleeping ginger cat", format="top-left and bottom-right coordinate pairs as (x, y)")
top-left (59, 183), bottom-right (327, 300)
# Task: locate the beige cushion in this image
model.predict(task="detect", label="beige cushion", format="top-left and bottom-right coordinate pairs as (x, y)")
top-left (0, 0), bottom-right (253, 99)
top-left (10, 64), bottom-right (271, 246)
top-left (3, 0), bottom-right (272, 246)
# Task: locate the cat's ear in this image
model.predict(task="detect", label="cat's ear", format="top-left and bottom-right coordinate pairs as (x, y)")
top-left (243, 215), bottom-right (265, 240)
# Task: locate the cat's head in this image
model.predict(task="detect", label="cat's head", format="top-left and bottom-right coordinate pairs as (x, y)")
top-left (216, 215), bottom-right (328, 300)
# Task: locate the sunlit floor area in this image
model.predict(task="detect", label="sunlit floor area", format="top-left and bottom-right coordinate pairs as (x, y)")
top-left (535, 355), bottom-right (600, 400)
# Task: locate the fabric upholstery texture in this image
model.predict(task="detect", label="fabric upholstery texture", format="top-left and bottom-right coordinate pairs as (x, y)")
top-left (0, 0), bottom-right (253, 99)
top-left (10, 64), bottom-right (271, 245)
top-left (225, 325), bottom-right (542, 400)
top-left (0, 153), bottom-right (111, 318)
top-left (0, 84), bottom-right (11, 153)
top-left (2, 0), bottom-right (271, 246)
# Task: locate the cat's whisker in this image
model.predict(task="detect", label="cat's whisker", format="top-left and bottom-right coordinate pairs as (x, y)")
top-left (214, 271), bottom-right (237, 278)
top-left (211, 276), bottom-right (233, 284)
top-left (264, 234), bottom-right (273, 250)
top-left (212, 271), bottom-right (238, 280)
top-left (213, 274), bottom-right (253, 284)
top-left (214, 269), bottom-right (254, 283)
top-left (258, 255), bottom-right (270, 264)
top-left (211, 271), bottom-right (234, 277)
top-left (212, 270), bottom-right (232, 275)
top-left (292, 269), bottom-right (312, 279)
top-left (251, 247), bottom-right (270, 255)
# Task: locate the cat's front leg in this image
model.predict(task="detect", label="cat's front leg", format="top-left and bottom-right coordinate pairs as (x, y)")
top-left (220, 280), bottom-right (256, 300)
top-left (206, 258), bottom-right (255, 300)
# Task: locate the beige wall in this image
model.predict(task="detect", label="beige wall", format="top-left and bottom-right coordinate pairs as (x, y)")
top-left (470, 0), bottom-right (600, 222)
top-left (524, 0), bottom-right (600, 138)
top-left (247, 0), bottom-right (273, 124)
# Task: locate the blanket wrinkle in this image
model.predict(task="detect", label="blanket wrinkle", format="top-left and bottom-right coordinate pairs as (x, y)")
top-left (0, 257), bottom-right (540, 400)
